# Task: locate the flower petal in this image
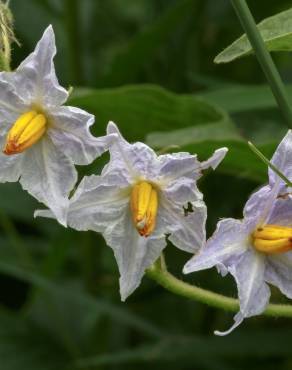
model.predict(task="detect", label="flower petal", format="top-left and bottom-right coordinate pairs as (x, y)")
top-left (163, 176), bottom-right (202, 204)
top-left (48, 106), bottom-right (115, 165)
top-left (0, 138), bottom-right (22, 182)
top-left (265, 253), bottom-right (292, 299)
top-left (14, 25), bottom-right (68, 107)
top-left (216, 249), bottom-right (270, 336)
top-left (103, 206), bottom-right (167, 301)
top-left (36, 171), bottom-right (130, 229)
top-left (183, 218), bottom-right (248, 274)
top-left (158, 197), bottom-right (207, 253)
top-left (265, 194), bottom-right (292, 226)
top-left (105, 121), bottom-right (158, 180)
top-left (157, 147), bottom-right (227, 184)
top-left (0, 73), bottom-right (27, 135)
top-left (269, 130), bottom-right (292, 186)
top-left (200, 147), bottom-right (228, 170)
top-left (157, 152), bottom-right (201, 182)
top-left (65, 173), bottom-right (130, 232)
top-left (19, 136), bottom-right (77, 226)
top-left (243, 181), bottom-right (281, 227)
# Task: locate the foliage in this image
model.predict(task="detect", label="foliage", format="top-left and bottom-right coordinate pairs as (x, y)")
top-left (1, 0), bottom-right (292, 369)
top-left (215, 7), bottom-right (292, 63)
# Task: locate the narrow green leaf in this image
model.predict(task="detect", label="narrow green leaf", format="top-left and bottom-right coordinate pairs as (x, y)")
top-left (215, 7), bottom-right (292, 63)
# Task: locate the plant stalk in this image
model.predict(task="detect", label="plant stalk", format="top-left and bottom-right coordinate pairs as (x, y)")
top-left (147, 259), bottom-right (292, 318)
top-left (230, 0), bottom-right (292, 128)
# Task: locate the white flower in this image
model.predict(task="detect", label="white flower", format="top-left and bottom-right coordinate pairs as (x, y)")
top-left (0, 25), bottom-right (114, 225)
top-left (184, 130), bottom-right (292, 335)
top-left (37, 122), bottom-right (228, 300)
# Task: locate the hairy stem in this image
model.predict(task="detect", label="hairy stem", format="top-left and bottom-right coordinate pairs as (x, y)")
top-left (147, 259), bottom-right (292, 318)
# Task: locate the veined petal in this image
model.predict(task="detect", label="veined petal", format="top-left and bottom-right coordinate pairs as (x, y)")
top-left (266, 196), bottom-right (292, 226)
top-left (48, 106), bottom-right (116, 165)
top-left (265, 252), bottom-right (292, 299)
top-left (0, 74), bottom-right (27, 135)
top-left (163, 176), bottom-right (203, 204)
top-left (183, 218), bottom-right (248, 274)
top-left (103, 206), bottom-right (167, 301)
top-left (200, 147), bottom-right (228, 170)
top-left (216, 249), bottom-right (270, 336)
top-left (14, 25), bottom-right (68, 107)
top-left (20, 136), bottom-right (77, 226)
top-left (157, 147), bottom-right (227, 185)
top-left (269, 130), bottom-right (292, 187)
top-left (243, 181), bottom-right (281, 227)
top-left (0, 138), bottom-right (22, 182)
top-left (157, 152), bottom-right (201, 182)
top-left (35, 173), bottom-right (130, 232)
top-left (105, 121), bottom-right (158, 181)
top-left (158, 197), bottom-right (207, 253)
top-left (66, 174), bottom-right (129, 232)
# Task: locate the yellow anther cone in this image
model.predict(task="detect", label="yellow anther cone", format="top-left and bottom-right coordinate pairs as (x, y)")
top-left (4, 110), bottom-right (47, 155)
top-left (130, 181), bottom-right (158, 237)
top-left (252, 224), bottom-right (292, 254)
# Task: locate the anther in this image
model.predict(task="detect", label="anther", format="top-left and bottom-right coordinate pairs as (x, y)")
top-left (252, 224), bottom-right (292, 254)
top-left (130, 181), bottom-right (158, 237)
top-left (3, 110), bottom-right (47, 155)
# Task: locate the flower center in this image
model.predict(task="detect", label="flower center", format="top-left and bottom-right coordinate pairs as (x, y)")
top-left (130, 181), bottom-right (158, 237)
top-left (3, 110), bottom-right (47, 155)
top-left (252, 224), bottom-right (292, 254)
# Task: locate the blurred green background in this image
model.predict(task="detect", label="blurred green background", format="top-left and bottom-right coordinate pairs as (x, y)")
top-left (2, 0), bottom-right (292, 369)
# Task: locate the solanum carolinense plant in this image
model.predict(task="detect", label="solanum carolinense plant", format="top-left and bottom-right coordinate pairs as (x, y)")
top-left (3, 3), bottom-right (292, 363)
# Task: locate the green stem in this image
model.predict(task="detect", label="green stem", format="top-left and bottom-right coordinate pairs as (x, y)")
top-left (230, 0), bottom-right (292, 128)
top-left (248, 141), bottom-right (292, 187)
top-left (146, 259), bottom-right (292, 318)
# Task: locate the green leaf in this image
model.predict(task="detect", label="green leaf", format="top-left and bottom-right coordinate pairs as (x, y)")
top-left (215, 7), bottom-right (292, 63)
top-left (199, 84), bottom-right (292, 113)
top-left (68, 84), bottom-right (233, 141)
top-left (70, 84), bottom-right (278, 182)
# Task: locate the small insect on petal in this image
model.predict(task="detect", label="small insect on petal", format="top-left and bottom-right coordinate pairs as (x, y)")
top-left (3, 110), bottom-right (47, 155)
top-left (130, 181), bottom-right (158, 237)
top-left (252, 224), bottom-right (292, 254)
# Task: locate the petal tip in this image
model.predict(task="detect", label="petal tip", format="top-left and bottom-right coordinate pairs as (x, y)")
top-left (107, 121), bottom-right (119, 135)
top-left (42, 24), bottom-right (55, 42)
top-left (182, 264), bottom-right (191, 274)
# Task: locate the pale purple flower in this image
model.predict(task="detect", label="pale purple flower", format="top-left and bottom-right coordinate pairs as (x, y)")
top-left (37, 121), bottom-right (227, 300)
top-left (0, 26), bottom-right (114, 225)
top-left (184, 130), bottom-right (292, 335)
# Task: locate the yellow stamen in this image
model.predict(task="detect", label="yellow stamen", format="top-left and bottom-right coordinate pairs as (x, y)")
top-left (130, 181), bottom-right (158, 237)
top-left (252, 224), bottom-right (292, 254)
top-left (3, 110), bottom-right (47, 155)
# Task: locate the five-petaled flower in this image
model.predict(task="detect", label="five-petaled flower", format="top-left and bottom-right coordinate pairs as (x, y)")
top-left (37, 122), bottom-right (228, 300)
top-left (184, 130), bottom-right (292, 335)
top-left (0, 25), bottom-right (114, 225)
